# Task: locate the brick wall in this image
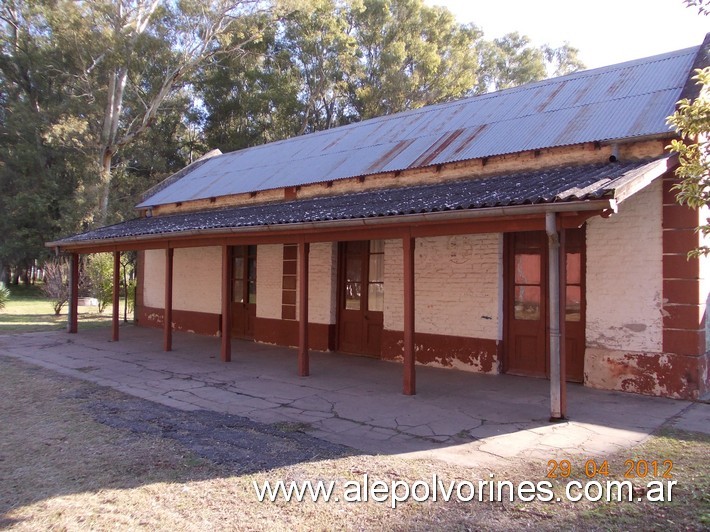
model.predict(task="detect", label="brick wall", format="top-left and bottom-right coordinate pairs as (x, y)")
top-left (384, 234), bottom-right (502, 339)
top-left (143, 247), bottom-right (221, 313)
top-left (143, 249), bottom-right (165, 308)
top-left (585, 177), bottom-right (709, 399)
top-left (586, 179), bottom-right (663, 353)
top-left (300, 242), bottom-right (337, 324)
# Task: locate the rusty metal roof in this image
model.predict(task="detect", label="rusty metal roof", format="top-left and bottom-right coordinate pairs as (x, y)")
top-left (137, 45), bottom-right (701, 209)
top-left (59, 159), bottom-right (664, 246)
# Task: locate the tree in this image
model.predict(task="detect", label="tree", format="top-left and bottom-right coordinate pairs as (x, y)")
top-left (666, 2), bottom-right (709, 255)
top-left (284, 0), bottom-right (359, 133)
top-left (667, 67), bottom-right (710, 255)
top-left (2, 0), bottom-right (269, 225)
top-left (349, 0), bottom-right (483, 119)
top-left (0, 282), bottom-right (9, 311)
top-left (198, 12), bottom-right (303, 151)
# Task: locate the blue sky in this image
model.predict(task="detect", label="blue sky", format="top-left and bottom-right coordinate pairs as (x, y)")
top-left (425, 0), bottom-right (708, 68)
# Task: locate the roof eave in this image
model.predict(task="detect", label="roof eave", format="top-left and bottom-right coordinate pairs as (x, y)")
top-left (47, 198), bottom-right (615, 252)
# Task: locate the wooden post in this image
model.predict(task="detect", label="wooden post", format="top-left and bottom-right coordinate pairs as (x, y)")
top-left (298, 241), bottom-right (310, 377)
top-left (112, 251), bottom-right (120, 342)
top-left (559, 228), bottom-right (567, 418)
top-left (164, 247), bottom-right (174, 352)
top-left (68, 252), bottom-right (79, 334)
top-left (403, 233), bottom-right (415, 395)
top-left (221, 245), bottom-right (232, 362)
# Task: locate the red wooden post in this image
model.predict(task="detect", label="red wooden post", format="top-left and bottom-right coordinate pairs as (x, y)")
top-left (403, 234), bottom-right (416, 395)
top-left (221, 245), bottom-right (232, 362)
top-left (559, 227), bottom-right (567, 418)
top-left (112, 251), bottom-right (120, 342)
top-left (164, 247), bottom-right (174, 352)
top-left (298, 241), bottom-right (310, 376)
top-left (68, 252), bottom-right (79, 334)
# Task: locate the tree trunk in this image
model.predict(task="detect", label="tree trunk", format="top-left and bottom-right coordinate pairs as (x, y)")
top-left (99, 149), bottom-right (113, 225)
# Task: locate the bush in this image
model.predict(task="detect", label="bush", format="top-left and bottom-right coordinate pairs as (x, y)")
top-left (85, 253), bottom-right (114, 313)
top-left (0, 282), bottom-right (9, 311)
top-left (42, 260), bottom-right (71, 315)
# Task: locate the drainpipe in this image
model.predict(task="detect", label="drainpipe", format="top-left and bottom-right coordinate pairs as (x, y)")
top-left (546, 212), bottom-right (563, 421)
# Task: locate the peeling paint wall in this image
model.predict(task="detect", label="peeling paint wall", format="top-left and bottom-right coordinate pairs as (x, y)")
top-left (142, 247), bottom-right (221, 313)
top-left (384, 234), bottom-right (502, 339)
top-left (586, 179), bottom-right (663, 353)
top-left (585, 348), bottom-right (706, 400)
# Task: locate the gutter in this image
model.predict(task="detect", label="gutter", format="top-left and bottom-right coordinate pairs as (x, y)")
top-left (47, 198), bottom-right (616, 251)
top-left (546, 212), bottom-right (563, 420)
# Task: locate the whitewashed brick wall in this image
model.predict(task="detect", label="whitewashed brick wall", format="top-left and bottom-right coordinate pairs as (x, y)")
top-left (384, 234), bottom-right (502, 339)
top-left (256, 244), bottom-right (282, 320)
top-left (143, 247), bottom-right (221, 313)
top-left (143, 249), bottom-right (165, 309)
top-left (586, 179), bottom-right (663, 352)
top-left (298, 242), bottom-right (337, 324)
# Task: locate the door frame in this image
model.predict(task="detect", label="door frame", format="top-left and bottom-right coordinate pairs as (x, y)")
top-left (230, 244), bottom-right (257, 340)
top-left (335, 240), bottom-right (384, 357)
top-left (502, 228), bottom-right (586, 381)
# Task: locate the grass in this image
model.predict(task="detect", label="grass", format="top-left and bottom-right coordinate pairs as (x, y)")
top-left (0, 284), bottom-right (132, 335)
top-left (0, 355), bottom-right (708, 531)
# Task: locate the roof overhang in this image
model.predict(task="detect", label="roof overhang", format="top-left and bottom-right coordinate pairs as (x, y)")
top-left (48, 198), bottom-right (615, 253)
top-left (47, 155), bottom-right (677, 254)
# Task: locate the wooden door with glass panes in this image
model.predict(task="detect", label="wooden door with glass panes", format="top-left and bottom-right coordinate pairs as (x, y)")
top-left (504, 229), bottom-right (585, 382)
top-left (231, 245), bottom-right (256, 339)
top-left (338, 240), bottom-right (384, 357)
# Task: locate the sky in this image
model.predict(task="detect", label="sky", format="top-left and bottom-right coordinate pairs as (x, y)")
top-left (424, 0), bottom-right (708, 69)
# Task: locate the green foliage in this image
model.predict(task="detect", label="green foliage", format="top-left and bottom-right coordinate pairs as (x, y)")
top-left (0, 282), bottom-right (9, 311)
top-left (126, 279), bottom-right (137, 314)
top-left (667, 67), bottom-right (710, 256)
top-left (1, 0), bottom-right (586, 279)
top-left (201, 0), bottom-right (584, 150)
top-left (85, 254), bottom-right (114, 314)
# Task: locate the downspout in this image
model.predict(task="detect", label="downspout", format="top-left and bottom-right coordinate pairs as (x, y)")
top-left (546, 212), bottom-right (563, 420)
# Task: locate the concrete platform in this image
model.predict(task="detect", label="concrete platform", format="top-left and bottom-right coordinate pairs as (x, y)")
top-left (1, 326), bottom-right (706, 468)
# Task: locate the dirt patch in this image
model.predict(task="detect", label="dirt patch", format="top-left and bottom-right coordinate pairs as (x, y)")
top-left (77, 387), bottom-right (351, 472)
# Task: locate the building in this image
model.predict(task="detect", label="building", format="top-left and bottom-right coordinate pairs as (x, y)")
top-left (48, 36), bottom-right (710, 415)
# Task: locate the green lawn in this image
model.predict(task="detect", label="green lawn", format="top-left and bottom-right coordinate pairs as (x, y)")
top-left (0, 284), bottom-right (132, 335)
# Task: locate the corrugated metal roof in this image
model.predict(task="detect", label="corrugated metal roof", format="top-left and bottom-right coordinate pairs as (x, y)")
top-left (137, 46), bottom-right (700, 208)
top-left (65, 159), bottom-right (659, 245)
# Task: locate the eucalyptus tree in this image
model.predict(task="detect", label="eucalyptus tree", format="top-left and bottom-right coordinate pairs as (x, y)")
top-left (349, 0), bottom-right (483, 118)
top-left (2, 0), bottom-right (270, 226)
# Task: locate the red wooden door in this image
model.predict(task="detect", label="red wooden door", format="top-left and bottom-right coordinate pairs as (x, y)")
top-left (504, 229), bottom-right (585, 382)
top-left (231, 245), bottom-right (256, 339)
top-left (338, 240), bottom-right (384, 357)
top-left (506, 231), bottom-right (548, 377)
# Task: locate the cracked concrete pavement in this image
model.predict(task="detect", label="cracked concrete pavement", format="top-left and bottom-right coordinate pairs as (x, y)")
top-left (1, 326), bottom-right (707, 468)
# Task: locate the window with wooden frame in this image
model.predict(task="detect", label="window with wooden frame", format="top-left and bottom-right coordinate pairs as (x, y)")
top-left (282, 244), bottom-right (297, 320)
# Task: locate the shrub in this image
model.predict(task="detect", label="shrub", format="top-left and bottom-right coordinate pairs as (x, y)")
top-left (85, 253), bottom-right (114, 313)
top-left (42, 260), bottom-right (71, 315)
